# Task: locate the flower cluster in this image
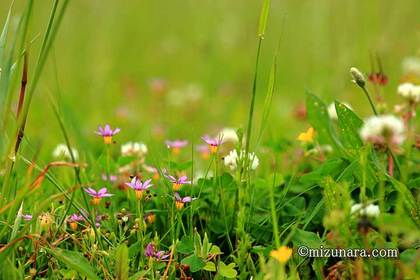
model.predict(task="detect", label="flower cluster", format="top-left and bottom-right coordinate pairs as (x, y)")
top-left (145, 243), bottom-right (169, 260)
top-left (223, 149), bottom-right (259, 171)
top-left (360, 115), bottom-right (405, 148)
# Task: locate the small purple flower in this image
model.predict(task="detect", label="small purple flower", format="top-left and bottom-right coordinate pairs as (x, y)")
top-left (68, 214), bottom-right (84, 223)
top-left (145, 243), bottom-right (156, 258)
top-left (84, 187), bottom-right (113, 205)
top-left (68, 214), bottom-right (84, 230)
top-left (145, 243), bottom-right (169, 260)
top-left (126, 177), bottom-right (153, 200)
top-left (202, 135), bottom-right (223, 154)
top-left (165, 140), bottom-right (188, 155)
top-left (164, 173), bottom-right (191, 191)
top-left (21, 214), bottom-right (32, 221)
top-left (95, 124), bottom-right (121, 144)
top-left (95, 214), bottom-right (105, 228)
top-left (174, 192), bottom-right (196, 209)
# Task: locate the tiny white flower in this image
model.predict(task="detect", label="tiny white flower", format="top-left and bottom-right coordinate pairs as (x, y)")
top-left (218, 128), bottom-right (239, 144)
top-left (360, 115), bottom-right (405, 146)
top-left (121, 142), bottom-right (148, 157)
top-left (223, 149), bottom-right (259, 171)
top-left (397, 82), bottom-right (420, 103)
top-left (53, 144), bottom-right (78, 160)
top-left (224, 150), bottom-right (239, 170)
top-left (327, 102), bottom-right (352, 120)
top-left (351, 203), bottom-right (380, 218)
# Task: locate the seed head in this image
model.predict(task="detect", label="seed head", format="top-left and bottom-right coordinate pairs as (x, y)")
top-left (350, 67), bottom-right (366, 88)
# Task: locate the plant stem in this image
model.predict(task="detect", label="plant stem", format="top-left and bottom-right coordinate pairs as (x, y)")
top-left (361, 86), bottom-right (378, 116)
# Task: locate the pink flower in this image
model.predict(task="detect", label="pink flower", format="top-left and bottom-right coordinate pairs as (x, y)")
top-left (174, 192), bottom-right (196, 209)
top-left (21, 214), bottom-right (32, 221)
top-left (95, 124), bottom-right (121, 144)
top-left (165, 140), bottom-right (188, 155)
top-left (164, 173), bottom-right (191, 191)
top-left (85, 187), bottom-right (113, 205)
top-left (126, 177), bottom-right (153, 200)
top-left (202, 135), bottom-right (223, 154)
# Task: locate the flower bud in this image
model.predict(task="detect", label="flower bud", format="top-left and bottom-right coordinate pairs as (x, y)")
top-left (350, 67), bottom-right (366, 87)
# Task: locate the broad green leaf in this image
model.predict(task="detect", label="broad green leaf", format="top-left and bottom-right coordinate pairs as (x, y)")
top-left (45, 248), bottom-right (99, 280)
top-left (389, 177), bottom-right (420, 227)
top-left (218, 261), bottom-right (237, 279)
top-left (335, 101), bottom-right (363, 152)
top-left (114, 244), bottom-right (129, 280)
top-left (292, 228), bottom-right (322, 248)
top-left (181, 255), bottom-right (206, 273)
top-left (305, 93), bottom-right (343, 154)
top-left (203, 261), bottom-right (216, 272)
top-left (300, 158), bottom-right (347, 185)
top-left (177, 236), bottom-right (194, 254)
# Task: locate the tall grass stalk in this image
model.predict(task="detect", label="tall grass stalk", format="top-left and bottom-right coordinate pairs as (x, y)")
top-left (236, 0), bottom-right (271, 277)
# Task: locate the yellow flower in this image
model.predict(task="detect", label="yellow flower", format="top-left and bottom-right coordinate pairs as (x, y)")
top-left (270, 246), bottom-right (293, 264)
top-left (297, 127), bottom-right (315, 143)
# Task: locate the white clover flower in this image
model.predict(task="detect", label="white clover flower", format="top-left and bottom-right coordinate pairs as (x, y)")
top-left (327, 102), bottom-right (352, 120)
top-left (351, 203), bottom-right (380, 218)
top-left (360, 115), bottom-right (405, 147)
top-left (218, 128), bottom-right (239, 144)
top-left (121, 142), bottom-right (148, 157)
top-left (224, 149), bottom-right (259, 171)
top-left (53, 144), bottom-right (78, 161)
top-left (397, 83), bottom-right (420, 103)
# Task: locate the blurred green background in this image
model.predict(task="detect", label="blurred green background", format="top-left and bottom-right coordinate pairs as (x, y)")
top-left (1, 0), bottom-right (419, 157)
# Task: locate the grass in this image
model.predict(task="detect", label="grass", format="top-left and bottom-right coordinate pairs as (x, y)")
top-left (0, 0), bottom-right (419, 279)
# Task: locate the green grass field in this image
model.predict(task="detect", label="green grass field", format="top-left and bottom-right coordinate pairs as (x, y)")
top-left (0, 0), bottom-right (419, 279)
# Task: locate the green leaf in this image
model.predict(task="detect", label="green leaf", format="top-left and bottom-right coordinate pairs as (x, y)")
top-left (335, 101), bottom-right (363, 152)
top-left (218, 261), bottom-right (237, 279)
top-left (257, 0), bottom-right (271, 37)
top-left (209, 245), bottom-right (222, 255)
top-left (181, 255), bottom-right (206, 273)
top-left (203, 261), bottom-right (216, 272)
top-left (300, 158), bottom-right (347, 185)
top-left (177, 236), bottom-right (194, 254)
top-left (305, 93), bottom-right (343, 154)
top-left (114, 244), bottom-right (129, 280)
top-left (292, 228), bottom-right (322, 248)
top-left (45, 248), bottom-right (99, 280)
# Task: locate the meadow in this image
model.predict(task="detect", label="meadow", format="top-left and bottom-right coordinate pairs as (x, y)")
top-left (0, 0), bottom-right (419, 279)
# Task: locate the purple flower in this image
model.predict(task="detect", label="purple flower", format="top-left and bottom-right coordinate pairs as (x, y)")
top-left (126, 177), bottom-right (153, 200)
top-left (84, 187), bottom-right (113, 205)
top-left (21, 214), bottom-right (32, 221)
top-left (164, 173), bottom-right (191, 191)
top-left (95, 214), bottom-right (105, 228)
top-left (165, 140), bottom-right (188, 155)
top-left (145, 243), bottom-right (169, 260)
top-left (202, 135), bottom-right (223, 154)
top-left (174, 192), bottom-right (196, 209)
top-left (68, 214), bottom-right (84, 230)
top-left (145, 243), bottom-right (156, 257)
top-left (95, 124), bottom-right (121, 144)
top-left (68, 214), bottom-right (84, 223)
